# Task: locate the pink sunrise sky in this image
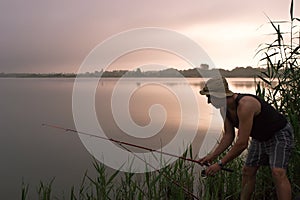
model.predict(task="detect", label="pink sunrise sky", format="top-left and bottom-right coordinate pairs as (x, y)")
top-left (0, 0), bottom-right (299, 73)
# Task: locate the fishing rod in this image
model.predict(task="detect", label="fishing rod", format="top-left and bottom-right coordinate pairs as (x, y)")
top-left (42, 123), bottom-right (233, 173)
top-left (113, 133), bottom-right (199, 199)
top-left (43, 123), bottom-right (200, 199)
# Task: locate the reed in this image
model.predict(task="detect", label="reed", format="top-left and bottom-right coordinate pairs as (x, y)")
top-left (198, 149), bottom-right (244, 200)
top-left (255, 0), bottom-right (300, 198)
top-left (18, 146), bottom-right (245, 200)
top-left (18, 148), bottom-right (264, 199)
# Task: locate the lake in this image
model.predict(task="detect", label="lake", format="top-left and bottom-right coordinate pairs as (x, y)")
top-left (0, 77), bottom-right (256, 199)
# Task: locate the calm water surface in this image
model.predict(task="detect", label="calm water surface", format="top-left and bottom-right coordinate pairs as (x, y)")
top-left (0, 77), bottom-right (256, 199)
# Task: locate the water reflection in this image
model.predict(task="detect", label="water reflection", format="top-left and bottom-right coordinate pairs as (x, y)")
top-left (95, 77), bottom-right (256, 157)
top-left (0, 77), bottom-right (257, 199)
top-left (227, 78), bottom-right (256, 94)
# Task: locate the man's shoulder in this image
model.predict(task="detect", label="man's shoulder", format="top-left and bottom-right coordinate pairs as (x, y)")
top-left (237, 94), bottom-right (261, 114)
top-left (237, 93), bottom-right (260, 104)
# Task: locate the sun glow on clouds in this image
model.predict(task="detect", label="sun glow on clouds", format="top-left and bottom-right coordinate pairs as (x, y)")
top-left (107, 49), bottom-right (193, 72)
top-left (180, 23), bottom-right (264, 68)
top-left (104, 23), bottom-right (267, 72)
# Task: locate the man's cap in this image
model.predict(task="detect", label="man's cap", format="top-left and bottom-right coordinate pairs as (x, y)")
top-left (199, 76), bottom-right (234, 98)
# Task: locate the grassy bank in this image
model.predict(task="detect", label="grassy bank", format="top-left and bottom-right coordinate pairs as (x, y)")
top-left (18, 151), bottom-right (247, 200)
top-left (20, 145), bottom-right (299, 199)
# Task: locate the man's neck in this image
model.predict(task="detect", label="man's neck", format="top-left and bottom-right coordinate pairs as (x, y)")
top-left (227, 93), bottom-right (237, 111)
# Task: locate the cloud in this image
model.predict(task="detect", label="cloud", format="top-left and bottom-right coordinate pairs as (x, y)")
top-left (0, 0), bottom-right (296, 72)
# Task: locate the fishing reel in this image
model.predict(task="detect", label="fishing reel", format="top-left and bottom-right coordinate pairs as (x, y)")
top-left (201, 169), bottom-right (207, 178)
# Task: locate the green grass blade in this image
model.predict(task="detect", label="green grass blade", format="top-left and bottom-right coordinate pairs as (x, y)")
top-left (290, 0), bottom-right (294, 20)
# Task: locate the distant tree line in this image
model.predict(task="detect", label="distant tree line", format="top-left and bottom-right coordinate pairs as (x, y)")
top-left (0, 66), bottom-right (266, 78)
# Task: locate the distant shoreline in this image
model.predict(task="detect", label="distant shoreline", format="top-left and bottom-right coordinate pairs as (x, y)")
top-left (0, 66), bottom-right (265, 78)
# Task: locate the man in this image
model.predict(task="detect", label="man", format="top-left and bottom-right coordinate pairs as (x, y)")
top-left (198, 76), bottom-right (294, 200)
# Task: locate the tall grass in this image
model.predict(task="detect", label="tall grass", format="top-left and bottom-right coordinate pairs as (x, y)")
top-left (21, 148), bottom-right (200, 200)
top-left (21, 147), bottom-right (278, 200)
top-left (255, 0), bottom-right (300, 198)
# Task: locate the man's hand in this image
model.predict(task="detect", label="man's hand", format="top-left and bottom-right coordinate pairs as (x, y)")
top-left (198, 154), bottom-right (215, 166)
top-left (205, 163), bottom-right (222, 176)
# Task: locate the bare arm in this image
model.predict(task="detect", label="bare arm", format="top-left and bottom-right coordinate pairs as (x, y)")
top-left (204, 96), bottom-right (261, 176)
top-left (220, 98), bottom-right (259, 165)
top-left (199, 108), bottom-right (235, 164)
top-left (208, 117), bottom-right (235, 160)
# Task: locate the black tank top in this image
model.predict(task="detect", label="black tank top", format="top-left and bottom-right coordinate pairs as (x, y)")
top-left (227, 94), bottom-right (287, 141)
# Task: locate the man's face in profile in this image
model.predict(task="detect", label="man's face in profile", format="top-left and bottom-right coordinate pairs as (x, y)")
top-left (206, 95), bottom-right (226, 109)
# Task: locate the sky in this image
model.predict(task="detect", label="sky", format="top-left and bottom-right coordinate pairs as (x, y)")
top-left (0, 0), bottom-right (298, 73)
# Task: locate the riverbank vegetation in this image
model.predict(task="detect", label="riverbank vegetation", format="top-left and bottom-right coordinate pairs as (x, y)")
top-left (0, 66), bottom-right (263, 78)
top-left (255, 0), bottom-right (300, 197)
